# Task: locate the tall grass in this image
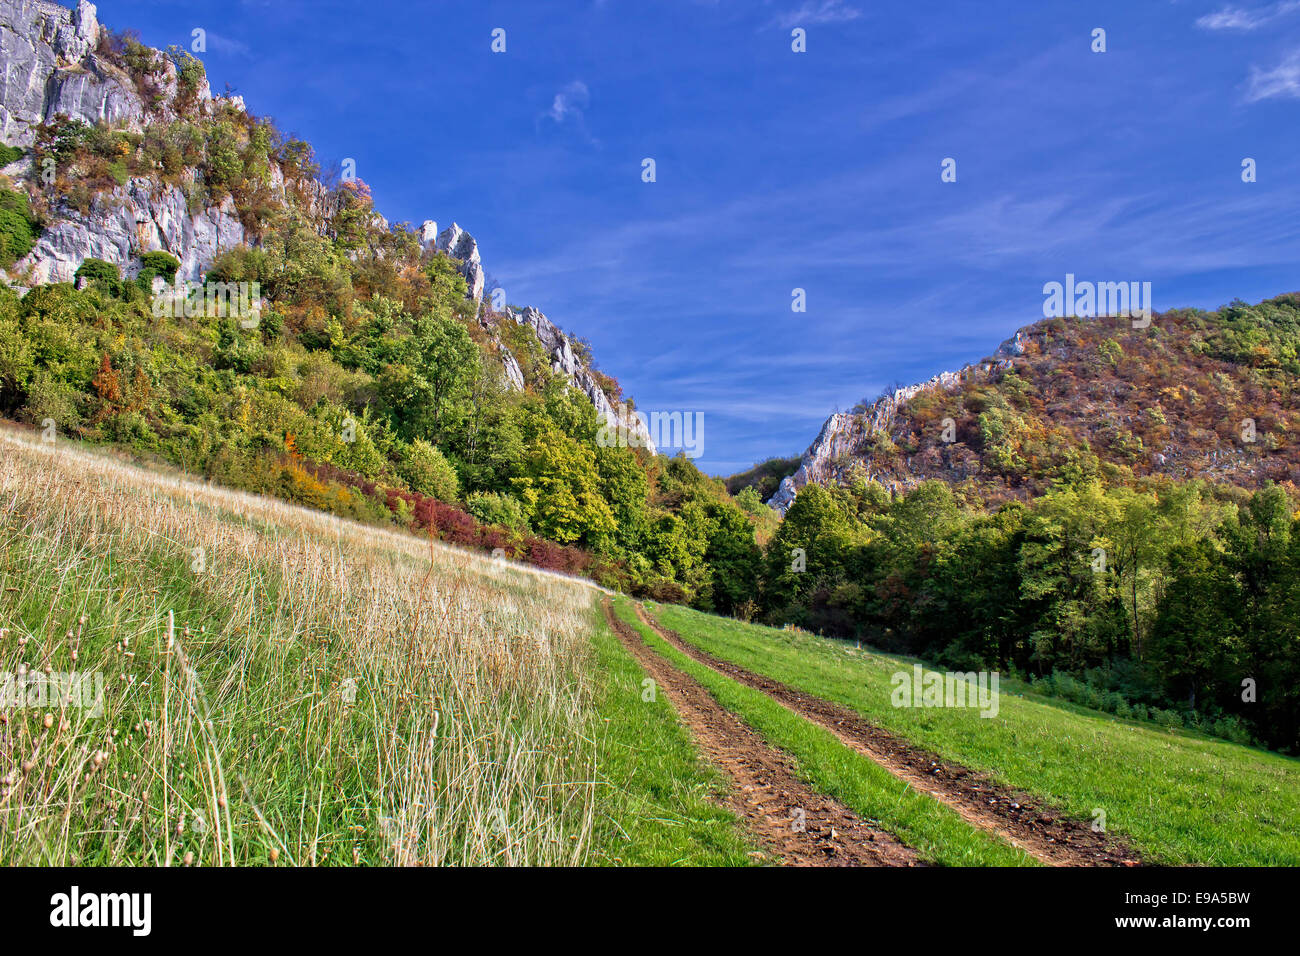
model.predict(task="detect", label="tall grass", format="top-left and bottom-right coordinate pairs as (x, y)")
top-left (0, 427), bottom-right (600, 866)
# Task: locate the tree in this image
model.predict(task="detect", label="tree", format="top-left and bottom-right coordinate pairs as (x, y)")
top-left (512, 421), bottom-right (615, 546)
top-left (762, 484), bottom-right (860, 616)
top-left (596, 444), bottom-right (649, 552)
top-left (1015, 481), bottom-right (1127, 672)
top-left (702, 502), bottom-right (761, 615)
top-left (1148, 539), bottom-right (1237, 711)
top-left (380, 312), bottom-right (478, 442)
top-left (400, 439), bottom-right (459, 501)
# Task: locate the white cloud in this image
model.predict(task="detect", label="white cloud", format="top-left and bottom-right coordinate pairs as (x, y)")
top-left (1196, 1), bottom-right (1300, 31)
top-left (1245, 48), bottom-right (1300, 99)
top-left (538, 81), bottom-right (600, 145)
top-left (771, 1), bottom-right (861, 30)
top-left (546, 81), bottom-right (590, 123)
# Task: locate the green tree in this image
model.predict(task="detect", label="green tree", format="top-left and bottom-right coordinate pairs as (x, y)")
top-left (400, 439), bottom-right (459, 501)
top-left (512, 421), bottom-right (615, 546)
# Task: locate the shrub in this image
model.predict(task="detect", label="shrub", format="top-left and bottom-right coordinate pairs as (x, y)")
top-left (75, 257), bottom-right (121, 289)
top-left (1154, 708), bottom-right (1184, 730)
top-left (0, 144), bottom-right (22, 167)
top-left (466, 490), bottom-right (529, 530)
top-left (21, 371), bottom-right (82, 429)
top-left (139, 250), bottom-right (180, 282)
top-left (0, 189), bottom-right (37, 268)
top-left (399, 440), bottom-right (459, 501)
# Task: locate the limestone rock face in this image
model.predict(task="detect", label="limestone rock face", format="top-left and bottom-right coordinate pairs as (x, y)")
top-left (0, 0), bottom-right (246, 285)
top-left (996, 330), bottom-right (1026, 357)
top-left (498, 345), bottom-right (525, 391)
top-left (506, 306), bottom-right (656, 454)
top-left (435, 222), bottom-right (479, 264)
top-left (435, 222), bottom-right (484, 300)
top-left (0, 0), bottom-right (149, 144)
top-left (768, 369), bottom-right (970, 513)
top-left (20, 177), bottom-right (245, 284)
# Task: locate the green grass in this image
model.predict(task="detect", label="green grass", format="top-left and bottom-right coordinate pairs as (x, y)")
top-left (650, 602), bottom-right (1300, 866)
top-left (585, 605), bottom-right (759, 866)
top-left (614, 599), bottom-right (1033, 866)
top-left (0, 430), bottom-right (605, 866)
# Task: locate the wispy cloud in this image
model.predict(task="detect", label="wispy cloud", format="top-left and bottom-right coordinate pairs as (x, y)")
top-left (546, 81), bottom-right (589, 123)
top-left (770, 1), bottom-right (861, 30)
top-left (206, 31), bottom-right (252, 57)
top-left (538, 81), bottom-right (599, 145)
top-left (1195, 1), bottom-right (1300, 31)
top-left (1245, 48), bottom-right (1300, 99)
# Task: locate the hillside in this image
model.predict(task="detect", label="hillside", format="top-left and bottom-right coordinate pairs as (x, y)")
top-left (0, 0), bottom-right (760, 607)
top-left (770, 295), bottom-right (1300, 511)
top-left (0, 423), bottom-right (754, 865)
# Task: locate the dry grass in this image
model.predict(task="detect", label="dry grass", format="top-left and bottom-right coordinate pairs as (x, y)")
top-left (0, 426), bottom-right (602, 866)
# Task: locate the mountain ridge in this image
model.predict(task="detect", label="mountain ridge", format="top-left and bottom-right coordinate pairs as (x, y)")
top-left (768, 297), bottom-right (1300, 511)
top-left (0, 0), bottom-right (653, 449)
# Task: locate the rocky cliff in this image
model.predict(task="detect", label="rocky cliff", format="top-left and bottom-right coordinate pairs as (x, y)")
top-left (767, 336), bottom-right (1022, 512)
top-left (768, 300), bottom-right (1300, 512)
top-left (0, 1), bottom-right (140, 144)
top-left (0, 0), bottom-right (649, 448)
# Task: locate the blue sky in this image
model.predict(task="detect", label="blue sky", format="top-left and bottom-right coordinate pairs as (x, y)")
top-left (106, 0), bottom-right (1300, 474)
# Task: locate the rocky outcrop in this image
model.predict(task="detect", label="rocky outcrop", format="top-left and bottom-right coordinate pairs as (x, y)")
top-left (1, 1), bottom-right (649, 449)
top-left (0, 0), bottom-right (246, 284)
top-left (435, 222), bottom-right (484, 301)
top-left (506, 305), bottom-right (656, 454)
top-left (417, 219), bottom-right (438, 251)
top-left (0, 0), bottom-right (153, 144)
top-left (768, 323), bottom-right (1040, 511)
top-left (768, 371), bottom-right (966, 512)
top-left (23, 177), bottom-right (244, 283)
top-left (498, 344), bottom-right (525, 391)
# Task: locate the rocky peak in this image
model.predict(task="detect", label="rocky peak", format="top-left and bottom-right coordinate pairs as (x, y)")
top-left (435, 222), bottom-right (479, 264)
top-left (417, 219), bottom-right (438, 251)
top-left (433, 222), bottom-right (484, 301)
top-left (767, 365), bottom-right (984, 512)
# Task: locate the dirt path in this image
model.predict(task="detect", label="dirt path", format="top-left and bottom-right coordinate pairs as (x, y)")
top-left (603, 600), bottom-right (920, 867)
top-left (635, 605), bottom-right (1141, 868)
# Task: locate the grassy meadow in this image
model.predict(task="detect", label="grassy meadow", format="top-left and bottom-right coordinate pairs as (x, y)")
top-left (0, 425), bottom-right (751, 866)
top-left (650, 602), bottom-right (1300, 866)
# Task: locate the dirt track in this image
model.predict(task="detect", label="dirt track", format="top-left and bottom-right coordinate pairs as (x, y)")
top-left (634, 604), bottom-right (1142, 868)
top-left (603, 600), bottom-right (920, 867)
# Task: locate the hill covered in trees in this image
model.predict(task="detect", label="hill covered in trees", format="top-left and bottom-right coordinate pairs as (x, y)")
top-left (771, 295), bottom-right (1300, 510)
top-left (0, 0), bottom-right (756, 606)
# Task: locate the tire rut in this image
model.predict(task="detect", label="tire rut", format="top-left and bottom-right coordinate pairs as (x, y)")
top-left (603, 599), bottom-right (921, 867)
top-left (636, 604), bottom-right (1142, 868)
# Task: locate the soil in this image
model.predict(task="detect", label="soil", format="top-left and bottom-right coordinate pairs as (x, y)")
top-left (603, 599), bottom-right (921, 867)
top-left (634, 604), bottom-right (1142, 868)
